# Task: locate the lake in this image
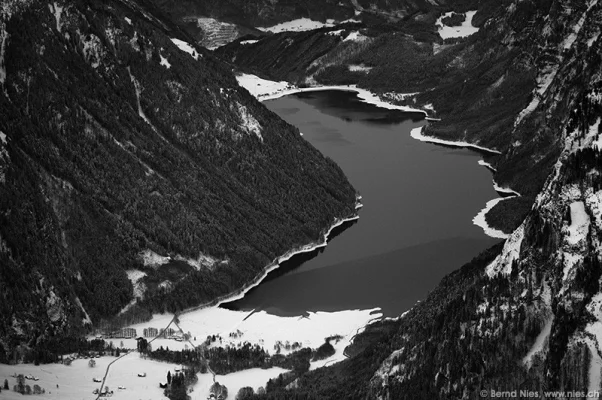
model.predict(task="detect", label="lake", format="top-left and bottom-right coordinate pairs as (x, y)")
top-left (223, 90), bottom-right (499, 318)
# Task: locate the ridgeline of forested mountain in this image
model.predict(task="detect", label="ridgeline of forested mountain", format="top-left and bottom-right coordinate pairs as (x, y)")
top-left (0, 0), bottom-right (356, 361)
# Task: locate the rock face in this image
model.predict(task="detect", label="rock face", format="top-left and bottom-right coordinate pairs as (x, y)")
top-left (0, 0), bottom-right (356, 360)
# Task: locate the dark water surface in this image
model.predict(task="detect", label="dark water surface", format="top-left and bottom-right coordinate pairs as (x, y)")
top-left (223, 90), bottom-right (499, 317)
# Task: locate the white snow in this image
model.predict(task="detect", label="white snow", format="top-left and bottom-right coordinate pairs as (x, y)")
top-left (170, 38), bottom-right (199, 60)
top-left (49, 2), bottom-right (64, 32)
top-left (236, 102), bottom-right (263, 141)
top-left (124, 17), bottom-right (132, 25)
top-left (240, 39), bottom-right (259, 45)
top-left (125, 307), bottom-right (381, 360)
top-left (485, 224), bottom-right (526, 277)
top-left (140, 249), bottom-right (170, 268)
top-left (326, 29), bottom-right (343, 36)
top-left (372, 349), bottom-right (404, 387)
top-left (562, 252), bottom-right (582, 283)
top-left (236, 73), bottom-right (293, 99)
top-left (80, 33), bottom-right (104, 69)
top-left (436, 11), bottom-right (480, 40)
top-left (493, 180), bottom-right (520, 197)
top-left (473, 197), bottom-right (510, 239)
top-left (522, 317), bottom-right (553, 368)
top-left (102, 352), bottom-right (177, 399)
top-left (159, 52), bottom-right (171, 69)
top-left (126, 270), bottom-right (146, 298)
top-left (410, 126), bottom-right (501, 154)
top-left (588, 29), bottom-right (600, 47)
top-left (478, 159), bottom-right (497, 172)
top-left (586, 292), bottom-right (602, 392)
top-left (127, 67), bottom-right (160, 134)
top-left (514, 65), bottom-right (559, 127)
top-left (348, 64), bottom-right (372, 72)
top-left (236, 73), bottom-right (426, 114)
top-left (74, 297), bottom-right (92, 325)
top-left (343, 31), bottom-right (368, 42)
top-left (565, 201), bottom-right (590, 245)
top-left (562, 0), bottom-right (599, 50)
top-left (120, 270), bottom-right (147, 315)
top-left (585, 189), bottom-right (602, 230)
top-left (0, 23), bottom-right (7, 84)
top-left (590, 118), bottom-right (602, 150)
top-left (257, 18), bottom-right (335, 33)
top-left (0, 355), bottom-right (149, 400)
top-left (192, 368), bottom-right (288, 399)
top-left (174, 253), bottom-right (221, 271)
top-left (585, 337), bottom-right (602, 392)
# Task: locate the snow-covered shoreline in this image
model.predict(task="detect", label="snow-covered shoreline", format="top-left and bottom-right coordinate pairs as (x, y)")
top-left (478, 159), bottom-right (497, 172)
top-left (410, 126), bottom-right (519, 239)
top-left (236, 73), bottom-right (428, 115)
top-left (181, 204), bottom-right (362, 315)
top-left (472, 197), bottom-right (511, 239)
top-left (410, 125), bottom-right (501, 155)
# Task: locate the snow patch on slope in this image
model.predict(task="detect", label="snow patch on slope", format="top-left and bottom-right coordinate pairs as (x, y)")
top-left (436, 11), bottom-right (479, 40)
top-left (50, 2), bottom-right (64, 32)
top-left (0, 23), bottom-right (9, 84)
top-left (562, 0), bottom-right (599, 50)
top-left (586, 292), bottom-right (602, 392)
top-left (80, 32), bottom-right (104, 69)
top-left (159, 51), bottom-right (171, 69)
top-left (585, 189), bottom-right (602, 230)
top-left (257, 18), bottom-right (335, 33)
top-left (140, 249), bottom-right (170, 268)
top-left (120, 270), bottom-right (147, 314)
top-left (0, 130), bottom-right (9, 183)
top-left (348, 64), bottom-right (372, 72)
top-left (485, 224), bottom-right (525, 277)
top-left (522, 317), bottom-right (553, 368)
top-left (236, 102), bottom-right (263, 141)
top-left (371, 348), bottom-right (404, 388)
top-left (566, 201), bottom-right (590, 245)
top-left (74, 296), bottom-right (92, 325)
top-left (170, 38), bottom-right (200, 60)
top-left (344, 31), bottom-right (368, 42)
top-left (236, 73), bottom-right (293, 99)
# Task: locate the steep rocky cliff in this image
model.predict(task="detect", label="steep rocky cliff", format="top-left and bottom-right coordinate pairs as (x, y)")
top-left (0, 0), bottom-right (356, 361)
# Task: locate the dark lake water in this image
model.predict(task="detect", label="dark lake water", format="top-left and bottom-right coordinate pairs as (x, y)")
top-left (223, 90), bottom-right (499, 317)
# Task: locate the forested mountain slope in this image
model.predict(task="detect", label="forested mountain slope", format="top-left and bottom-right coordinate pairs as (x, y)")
top-left (0, 0), bottom-right (356, 361)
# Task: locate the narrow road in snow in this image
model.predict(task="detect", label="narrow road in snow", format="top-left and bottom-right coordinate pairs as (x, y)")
top-left (94, 316), bottom-right (178, 399)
